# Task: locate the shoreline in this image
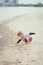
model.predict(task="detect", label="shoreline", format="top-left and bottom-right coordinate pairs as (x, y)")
top-left (0, 13), bottom-right (43, 65)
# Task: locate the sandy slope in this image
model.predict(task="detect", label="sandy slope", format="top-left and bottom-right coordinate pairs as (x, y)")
top-left (0, 13), bottom-right (43, 65)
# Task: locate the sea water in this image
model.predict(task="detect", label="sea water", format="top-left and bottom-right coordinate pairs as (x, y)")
top-left (0, 7), bottom-right (43, 22)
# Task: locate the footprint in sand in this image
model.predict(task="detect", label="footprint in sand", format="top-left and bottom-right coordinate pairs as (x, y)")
top-left (31, 59), bottom-right (36, 62)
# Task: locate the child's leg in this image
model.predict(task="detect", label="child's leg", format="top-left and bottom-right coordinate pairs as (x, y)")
top-left (24, 38), bottom-right (29, 44)
top-left (29, 37), bottom-right (32, 42)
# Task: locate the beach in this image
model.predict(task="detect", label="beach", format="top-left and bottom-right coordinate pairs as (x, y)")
top-left (0, 7), bottom-right (43, 65)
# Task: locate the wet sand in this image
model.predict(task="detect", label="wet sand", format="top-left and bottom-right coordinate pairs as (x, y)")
top-left (0, 13), bottom-right (43, 65)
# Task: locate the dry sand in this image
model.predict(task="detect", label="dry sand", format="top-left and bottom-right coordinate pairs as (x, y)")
top-left (0, 13), bottom-right (43, 65)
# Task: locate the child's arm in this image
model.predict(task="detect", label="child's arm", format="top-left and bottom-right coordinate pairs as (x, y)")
top-left (17, 39), bottom-right (22, 44)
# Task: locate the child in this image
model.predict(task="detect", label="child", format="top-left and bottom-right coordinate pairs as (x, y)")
top-left (17, 31), bottom-right (35, 44)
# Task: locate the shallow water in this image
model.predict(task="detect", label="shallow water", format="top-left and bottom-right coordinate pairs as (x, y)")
top-left (0, 7), bottom-right (43, 22)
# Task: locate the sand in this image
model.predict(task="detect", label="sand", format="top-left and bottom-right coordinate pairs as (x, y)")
top-left (0, 13), bottom-right (43, 65)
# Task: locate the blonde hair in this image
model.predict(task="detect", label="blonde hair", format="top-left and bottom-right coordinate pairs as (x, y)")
top-left (17, 31), bottom-right (23, 37)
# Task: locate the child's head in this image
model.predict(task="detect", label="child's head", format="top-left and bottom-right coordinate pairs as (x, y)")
top-left (17, 31), bottom-right (24, 37)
